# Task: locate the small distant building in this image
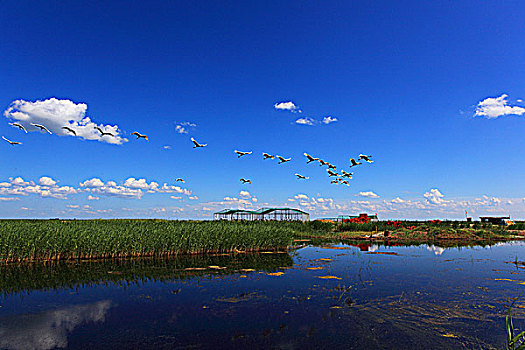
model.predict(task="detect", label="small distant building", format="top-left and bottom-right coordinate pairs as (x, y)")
top-left (214, 207), bottom-right (309, 222)
top-left (317, 213), bottom-right (379, 223)
top-left (480, 216), bottom-right (512, 226)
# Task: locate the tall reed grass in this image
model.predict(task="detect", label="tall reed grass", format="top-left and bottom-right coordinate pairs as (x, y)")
top-left (0, 220), bottom-right (295, 263)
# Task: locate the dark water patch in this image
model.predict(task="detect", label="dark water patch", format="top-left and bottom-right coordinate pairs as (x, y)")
top-left (1, 242), bottom-right (525, 349)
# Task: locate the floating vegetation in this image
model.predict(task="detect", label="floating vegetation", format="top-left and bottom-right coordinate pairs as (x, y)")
top-left (267, 272), bottom-right (285, 276)
top-left (316, 276), bottom-right (342, 280)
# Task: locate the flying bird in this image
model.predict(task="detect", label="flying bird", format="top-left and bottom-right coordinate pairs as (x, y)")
top-left (327, 169), bottom-right (339, 177)
top-left (331, 178), bottom-right (341, 184)
top-left (327, 163), bottom-right (337, 171)
top-left (31, 123), bottom-right (52, 134)
top-left (349, 158), bottom-right (362, 167)
top-left (304, 153), bottom-right (319, 164)
top-left (175, 178), bottom-right (185, 183)
top-left (234, 150), bottom-right (252, 158)
top-left (131, 132), bottom-right (149, 141)
top-left (2, 136), bottom-right (21, 146)
top-left (239, 178), bottom-right (251, 184)
top-left (62, 126), bottom-right (76, 136)
top-left (191, 137), bottom-right (207, 148)
top-left (9, 122), bottom-right (27, 133)
top-left (341, 170), bottom-right (353, 178)
top-left (94, 126), bottom-right (114, 137)
top-left (276, 155), bottom-right (291, 164)
top-left (295, 173), bottom-right (309, 180)
top-left (341, 180), bottom-right (350, 186)
top-left (262, 152), bottom-right (275, 160)
top-left (359, 154), bottom-right (374, 163)
top-left (318, 159), bottom-right (328, 167)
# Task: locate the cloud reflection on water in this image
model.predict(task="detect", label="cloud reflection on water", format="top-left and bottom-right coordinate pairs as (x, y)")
top-left (0, 300), bottom-right (112, 350)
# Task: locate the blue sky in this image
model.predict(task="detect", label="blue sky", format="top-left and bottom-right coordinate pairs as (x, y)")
top-left (1, 0), bottom-right (525, 219)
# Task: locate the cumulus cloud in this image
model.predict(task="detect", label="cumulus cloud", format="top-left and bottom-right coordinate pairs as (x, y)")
top-left (322, 116), bottom-right (338, 124)
top-left (239, 190), bottom-right (251, 198)
top-left (274, 101), bottom-right (300, 112)
top-left (295, 117), bottom-right (315, 126)
top-left (391, 197), bottom-right (405, 204)
top-left (157, 184), bottom-right (191, 196)
top-left (79, 178), bottom-right (105, 188)
top-left (87, 195), bottom-right (99, 200)
top-left (175, 122), bottom-right (196, 134)
top-left (359, 191), bottom-right (380, 198)
top-left (38, 176), bottom-right (57, 187)
top-left (123, 178), bottom-right (159, 191)
top-left (81, 177), bottom-right (192, 199)
top-left (424, 189), bottom-right (446, 205)
top-left (4, 98), bottom-right (127, 145)
top-left (474, 94), bottom-right (525, 118)
top-left (0, 176), bottom-right (77, 199)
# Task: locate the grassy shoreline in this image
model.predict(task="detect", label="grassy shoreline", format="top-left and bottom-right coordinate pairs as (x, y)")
top-left (0, 219), bottom-right (523, 263)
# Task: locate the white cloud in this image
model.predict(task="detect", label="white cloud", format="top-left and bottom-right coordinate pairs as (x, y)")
top-left (295, 118), bottom-right (315, 126)
top-left (157, 184), bottom-right (191, 196)
top-left (239, 190), bottom-right (251, 197)
top-left (39, 176), bottom-right (57, 187)
top-left (67, 204), bottom-right (80, 209)
top-left (0, 197), bottom-right (19, 201)
top-left (189, 196), bottom-right (199, 200)
top-left (474, 94), bottom-right (525, 119)
top-left (11, 177), bottom-right (31, 186)
top-left (80, 176), bottom-right (194, 200)
top-left (391, 197), bottom-right (405, 204)
top-left (322, 116), bottom-right (338, 124)
top-left (123, 178), bottom-right (159, 191)
top-left (274, 101), bottom-right (299, 112)
top-left (170, 196), bottom-right (182, 200)
top-left (295, 194), bottom-right (309, 200)
top-left (175, 122), bottom-right (196, 134)
top-left (163, 145), bottom-right (172, 150)
top-left (0, 176), bottom-right (77, 199)
top-left (359, 191), bottom-right (380, 198)
top-left (424, 189), bottom-right (446, 205)
top-left (94, 185), bottom-right (143, 199)
top-left (4, 98), bottom-right (128, 145)
top-left (87, 195), bottom-right (99, 201)
top-left (79, 178), bottom-right (105, 188)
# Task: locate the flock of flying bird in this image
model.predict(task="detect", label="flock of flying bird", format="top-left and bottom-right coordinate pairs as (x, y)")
top-left (4, 122), bottom-right (150, 144)
top-left (4, 122), bottom-right (374, 187)
top-left (191, 136), bottom-right (374, 187)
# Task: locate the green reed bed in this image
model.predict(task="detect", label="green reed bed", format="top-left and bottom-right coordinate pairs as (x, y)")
top-left (0, 220), bottom-right (294, 263)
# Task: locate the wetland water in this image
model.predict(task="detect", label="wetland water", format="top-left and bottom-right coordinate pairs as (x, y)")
top-left (1, 242), bottom-right (525, 349)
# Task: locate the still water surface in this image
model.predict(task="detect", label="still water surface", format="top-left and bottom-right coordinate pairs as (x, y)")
top-left (1, 242), bottom-right (525, 349)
